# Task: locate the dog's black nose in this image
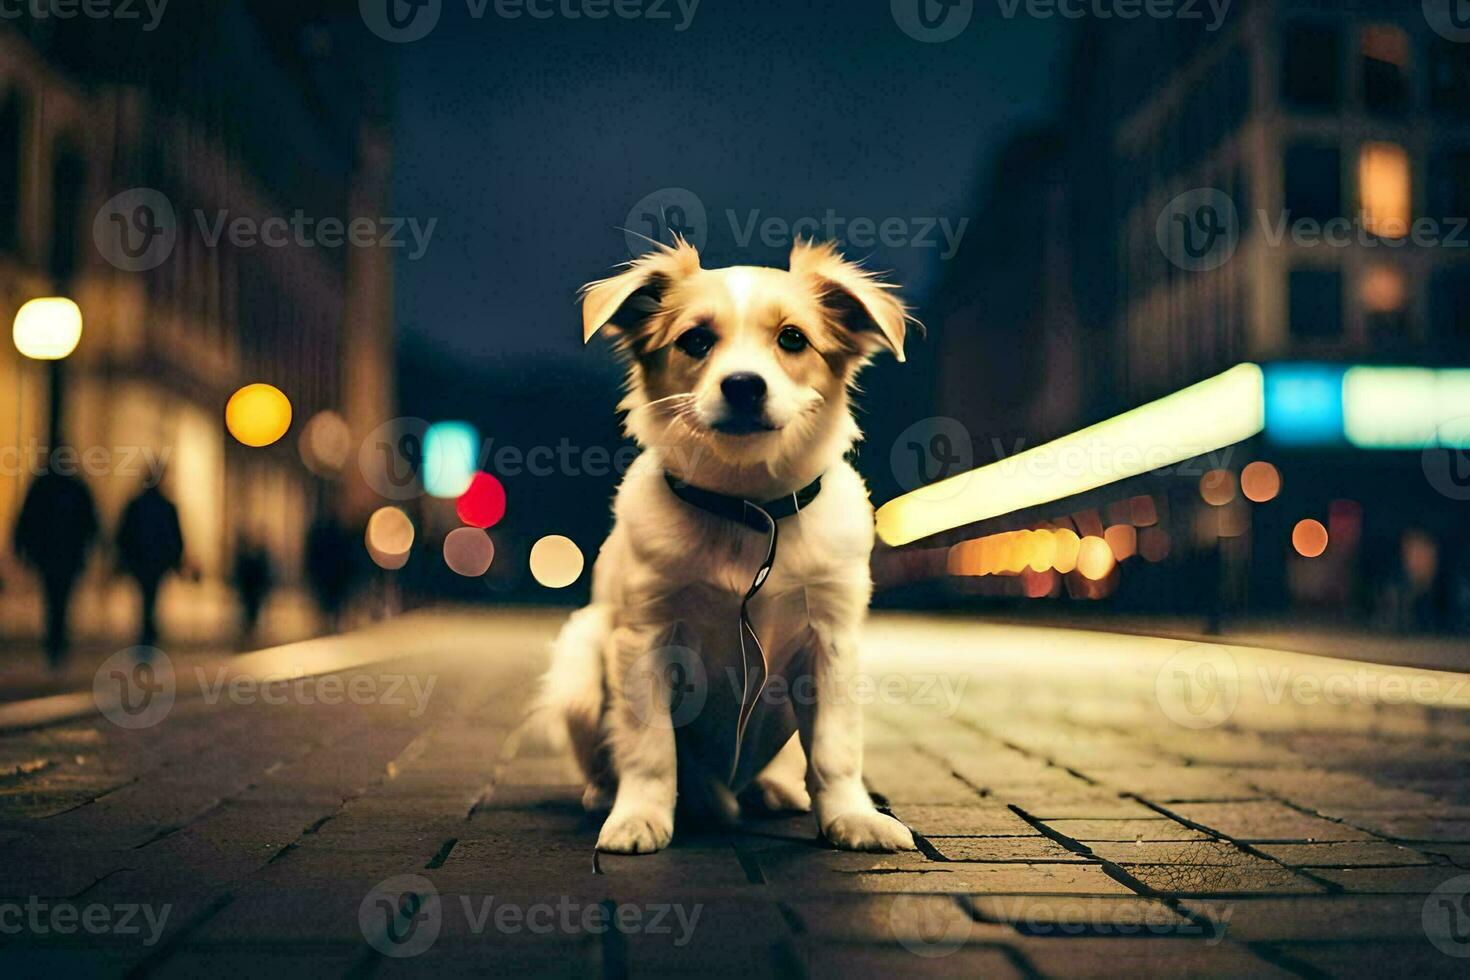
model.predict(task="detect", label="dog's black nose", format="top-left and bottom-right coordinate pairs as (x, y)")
top-left (720, 372), bottom-right (767, 413)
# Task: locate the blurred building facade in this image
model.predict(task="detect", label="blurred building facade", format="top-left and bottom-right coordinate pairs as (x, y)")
top-left (0, 5), bottom-right (394, 646)
top-left (935, 0), bottom-right (1470, 627)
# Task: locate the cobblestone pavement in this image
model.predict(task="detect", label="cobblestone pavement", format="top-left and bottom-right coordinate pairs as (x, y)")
top-left (1, 610), bottom-right (1468, 977)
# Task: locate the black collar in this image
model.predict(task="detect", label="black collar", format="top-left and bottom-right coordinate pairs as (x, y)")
top-left (663, 472), bottom-right (823, 532)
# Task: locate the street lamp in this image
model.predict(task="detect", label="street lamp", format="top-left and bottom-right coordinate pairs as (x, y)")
top-left (12, 297), bottom-right (83, 453)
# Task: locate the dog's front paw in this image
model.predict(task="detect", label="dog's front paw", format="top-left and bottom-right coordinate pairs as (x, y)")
top-left (822, 810), bottom-right (916, 852)
top-left (597, 810), bottom-right (673, 854)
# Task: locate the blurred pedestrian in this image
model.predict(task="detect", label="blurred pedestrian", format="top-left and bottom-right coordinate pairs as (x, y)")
top-left (116, 482), bottom-right (184, 648)
top-left (306, 513), bottom-right (356, 631)
top-left (232, 536), bottom-right (274, 643)
top-left (12, 470), bottom-right (99, 667)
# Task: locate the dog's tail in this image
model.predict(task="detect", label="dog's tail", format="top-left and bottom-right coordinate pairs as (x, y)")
top-left (511, 604), bottom-right (612, 789)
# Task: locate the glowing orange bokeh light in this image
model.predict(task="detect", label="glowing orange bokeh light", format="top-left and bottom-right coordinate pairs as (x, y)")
top-left (1292, 519), bottom-right (1329, 559)
top-left (1240, 461), bottom-right (1282, 503)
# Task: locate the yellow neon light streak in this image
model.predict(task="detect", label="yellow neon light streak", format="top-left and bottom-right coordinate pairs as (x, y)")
top-left (876, 364), bottom-right (1265, 547)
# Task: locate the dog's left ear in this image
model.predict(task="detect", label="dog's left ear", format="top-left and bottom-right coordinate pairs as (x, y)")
top-left (581, 238), bottom-right (702, 344)
top-left (791, 240), bottom-right (912, 363)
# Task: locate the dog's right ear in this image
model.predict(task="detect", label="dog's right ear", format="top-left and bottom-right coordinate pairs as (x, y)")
top-left (580, 238), bottom-right (701, 344)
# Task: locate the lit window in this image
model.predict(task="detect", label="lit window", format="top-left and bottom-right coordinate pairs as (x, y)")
top-left (1359, 142), bottom-right (1411, 239)
top-left (1362, 25), bottom-right (1409, 113)
top-left (1362, 265), bottom-right (1409, 345)
top-left (1361, 265), bottom-right (1405, 314)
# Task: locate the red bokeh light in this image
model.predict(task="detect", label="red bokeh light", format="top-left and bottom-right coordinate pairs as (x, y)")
top-left (456, 472), bottom-right (506, 528)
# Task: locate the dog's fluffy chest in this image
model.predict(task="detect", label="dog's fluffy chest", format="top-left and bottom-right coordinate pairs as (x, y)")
top-left (604, 455), bottom-right (876, 607)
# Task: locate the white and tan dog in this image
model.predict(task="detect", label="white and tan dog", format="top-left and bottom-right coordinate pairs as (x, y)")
top-left (540, 238), bottom-right (917, 854)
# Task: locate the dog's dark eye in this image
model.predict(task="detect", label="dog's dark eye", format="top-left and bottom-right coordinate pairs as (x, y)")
top-left (777, 326), bottom-right (808, 353)
top-left (674, 325), bottom-right (716, 359)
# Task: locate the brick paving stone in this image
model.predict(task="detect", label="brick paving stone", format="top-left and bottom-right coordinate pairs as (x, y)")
top-left (0, 945), bottom-right (155, 975)
top-left (1121, 859), bottom-right (1326, 896)
top-left (0, 843), bottom-right (137, 899)
top-left (148, 944), bottom-right (367, 978)
top-left (862, 749), bottom-right (980, 804)
top-left (1263, 941), bottom-right (1468, 980)
top-left (244, 845), bottom-right (436, 891)
top-left (782, 894), bottom-right (1009, 944)
top-left (1413, 843), bottom-right (1470, 867)
top-left (1163, 801), bottom-right (1371, 842)
top-left (1007, 795), bottom-right (1159, 819)
top-left (1041, 818), bottom-right (1210, 843)
top-left (1244, 769), bottom-right (1440, 810)
top-left (828, 863), bottom-right (1135, 895)
top-left (594, 844), bottom-right (765, 893)
top-left (428, 835), bottom-right (612, 897)
top-left (1331, 813), bottom-right (1470, 842)
top-left (1013, 936), bottom-right (1294, 978)
top-left (373, 940), bottom-right (594, 979)
top-left (888, 804), bottom-right (1038, 837)
top-left (1252, 841), bottom-right (1435, 867)
top-left (749, 838), bottom-right (938, 885)
top-left (927, 836), bottom-right (1092, 863)
top-left (1089, 766), bottom-right (1261, 803)
top-left (792, 941), bottom-right (1026, 980)
top-left (1084, 840), bottom-right (1261, 867)
top-left (612, 898), bottom-right (794, 977)
top-left (1312, 866), bottom-right (1469, 894)
top-left (184, 887), bottom-right (382, 944)
top-left (1181, 897), bottom-right (1438, 942)
top-left (969, 894), bottom-right (1201, 938)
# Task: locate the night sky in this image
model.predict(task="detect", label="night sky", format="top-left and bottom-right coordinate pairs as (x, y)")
top-left (392, 1), bottom-right (1070, 372)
